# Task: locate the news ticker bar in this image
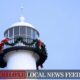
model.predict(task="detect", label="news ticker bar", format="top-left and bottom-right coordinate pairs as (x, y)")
top-left (0, 70), bottom-right (80, 79)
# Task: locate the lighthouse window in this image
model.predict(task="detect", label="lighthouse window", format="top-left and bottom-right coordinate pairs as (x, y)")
top-left (20, 26), bottom-right (26, 35)
top-left (27, 27), bottom-right (31, 38)
top-left (33, 30), bottom-right (35, 39)
top-left (9, 28), bottom-right (13, 37)
top-left (35, 31), bottom-right (38, 39)
top-left (14, 27), bottom-right (19, 37)
top-left (4, 30), bottom-right (8, 38)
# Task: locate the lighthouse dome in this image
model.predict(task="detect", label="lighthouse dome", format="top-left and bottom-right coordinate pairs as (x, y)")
top-left (11, 22), bottom-right (35, 29)
top-left (11, 16), bottom-right (35, 29)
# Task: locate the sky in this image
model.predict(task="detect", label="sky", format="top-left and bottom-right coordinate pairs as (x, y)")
top-left (0, 0), bottom-right (80, 70)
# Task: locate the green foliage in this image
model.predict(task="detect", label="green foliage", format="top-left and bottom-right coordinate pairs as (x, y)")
top-left (5, 37), bottom-right (37, 46)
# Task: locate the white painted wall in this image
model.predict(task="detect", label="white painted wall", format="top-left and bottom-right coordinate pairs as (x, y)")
top-left (2, 50), bottom-right (39, 80)
top-left (4, 50), bottom-right (39, 70)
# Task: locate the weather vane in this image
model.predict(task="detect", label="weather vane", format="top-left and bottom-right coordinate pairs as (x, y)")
top-left (20, 0), bottom-right (25, 22)
top-left (20, 6), bottom-right (24, 16)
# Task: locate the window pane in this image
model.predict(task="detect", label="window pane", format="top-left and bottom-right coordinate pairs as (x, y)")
top-left (9, 28), bottom-right (13, 37)
top-left (20, 26), bottom-right (26, 35)
top-left (33, 30), bottom-right (35, 39)
top-left (14, 27), bottom-right (19, 37)
top-left (4, 30), bottom-right (8, 38)
top-left (27, 27), bottom-right (31, 38)
top-left (35, 31), bottom-right (38, 39)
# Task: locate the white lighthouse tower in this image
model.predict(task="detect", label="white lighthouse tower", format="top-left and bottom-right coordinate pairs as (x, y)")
top-left (0, 16), bottom-right (47, 70)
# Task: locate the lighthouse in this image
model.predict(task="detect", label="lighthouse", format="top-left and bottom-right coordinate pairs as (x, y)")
top-left (0, 16), bottom-right (47, 70)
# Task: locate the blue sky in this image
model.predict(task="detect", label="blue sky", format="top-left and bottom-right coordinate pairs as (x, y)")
top-left (0, 0), bottom-right (80, 69)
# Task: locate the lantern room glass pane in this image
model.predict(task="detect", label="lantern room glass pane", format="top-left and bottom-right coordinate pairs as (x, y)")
top-left (27, 27), bottom-right (31, 38)
top-left (9, 28), bottom-right (13, 37)
top-left (20, 26), bottom-right (26, 35)
top-left (19, 26), bottom-right (26, 42)
top-left (4, 30), bottom-right (8, 38)
top-left (35, 31), bottom-right (38, 39)
top-left (14, 27), bottom-right (19, 37)
top-left (32, 30), bottom-right (35, 39)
